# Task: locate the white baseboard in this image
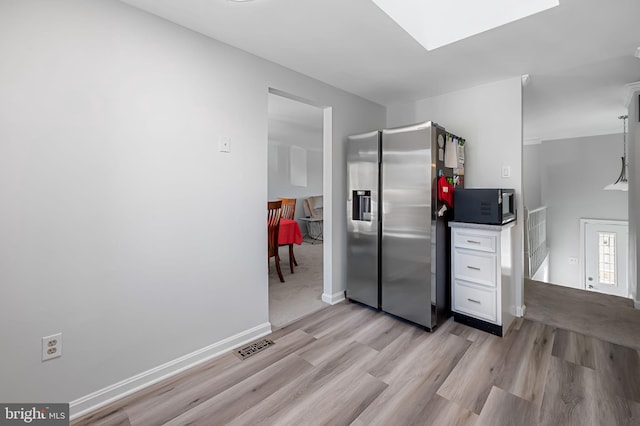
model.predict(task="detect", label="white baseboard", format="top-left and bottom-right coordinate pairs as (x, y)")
top-left (516, 304), bottom-right (527, 317)
top-left (322, 291), bottom-right (345, 305)
top-left (70, 322), bottom-right (272, 420)
top-left (635, 299), bottom-right (640, 310)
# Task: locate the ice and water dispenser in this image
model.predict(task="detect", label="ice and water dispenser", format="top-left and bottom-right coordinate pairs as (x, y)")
top-left (352, 190), bottom-right (372, 222)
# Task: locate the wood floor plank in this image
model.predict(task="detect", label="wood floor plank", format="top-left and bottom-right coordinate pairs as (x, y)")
top-left (364, 319), bottom-right (465, 386)
top-left (495, 320), bottom-right (556, 405)
top-left (298, 302), bottom-right (367, 338)
top-left (594, 396), bottom-right (640, 426)
top-left (445, 319), bottom-right (491, 342)
top-left (539, 356), bottom-right (597, 426)
top-left (125, 330), bottom-right (316, 425)
top-left (475, 386), bottom-right (539, 426)
top-left (226, 341), bottom-right (380, 426)
top-left (295, 333), bottom-right (363, 366)
top-left (543, 355), bottom-right (596, 398)
top-left (357, 333), bottom-right (471, 425)
top-left (71, 409), bottom-right (131, 426)
top-left (364, 325), bottom-right (431, 382)
top-left (551, 328), bottom-right (596, 369)
top-left (402, 394), bottom-right (478, 426)
top-left (593, 337), bottom-right (640, 403)
top-left (162, 353), bottom-right (313, 426)
top-left (436, 331), bottom-right (512, 414)
top-left (71, 352), bottom-right (240, 426)
top-left (539, 356), bottom-right (640, 426)
top-left (308, 303), bottom-right (379, 340)
top-left (268, 302), bottom-right (352, 340)
top-left (263, 371), bottom-right (386, 426)
top-left (352, 313), bottom-right (409, 351)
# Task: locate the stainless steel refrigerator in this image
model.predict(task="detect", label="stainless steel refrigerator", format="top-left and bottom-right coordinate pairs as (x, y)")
top-left (346, 122), bottom-right (464, 330)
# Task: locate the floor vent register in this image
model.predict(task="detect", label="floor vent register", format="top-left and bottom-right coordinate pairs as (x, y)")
top-left (234, 339), bottom-right (275, 360)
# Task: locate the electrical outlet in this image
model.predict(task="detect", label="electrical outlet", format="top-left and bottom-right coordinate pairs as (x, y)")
top-left (42, 333), bottom-right (62, 361)
top-left (218, 136), bottom-right (231, 153)
top-left (568, 257), bottom-right (578, 265)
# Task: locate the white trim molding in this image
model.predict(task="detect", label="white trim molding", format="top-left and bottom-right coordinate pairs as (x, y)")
top-left (635, 299), bottom-right (640, 310)
top-left (322, 291), bottom-right (345, 305)
top-left (70, 322), bottom-right (272, 420)
top-left (625, 81), bottom-right (640, 108)
top-left (516, 304), bottom-right (527, 317)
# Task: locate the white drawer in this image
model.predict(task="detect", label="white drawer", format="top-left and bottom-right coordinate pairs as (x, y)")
top-left (454, 249), bottom-right (497, 287)
top-left (453, 230), bottom-right (497, 253)
top-left (453, 281), bottom-right (497, 323)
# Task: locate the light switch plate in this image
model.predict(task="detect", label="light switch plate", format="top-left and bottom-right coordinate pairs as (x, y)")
top-left (219, 136), bottom-right (231, 153)
top-left (501, 166), bottom-right (511, 178)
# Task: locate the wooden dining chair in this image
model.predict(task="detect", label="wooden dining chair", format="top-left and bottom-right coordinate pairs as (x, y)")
top-left (278, 197), bottom-right (298, 271)
top-left (268, 200), bottom-right (285, 283)
top-left (278, 197), bottom-right (296, 220)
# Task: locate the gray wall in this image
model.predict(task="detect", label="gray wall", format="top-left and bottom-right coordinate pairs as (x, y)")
top-left (0, 0), bottom-right (386, 410)
top-left (267, 103), bottom-right (323, 222)
top-left (523, 143), bottom-right (543, 210)
top-left (539, 134), bottom-right (628, 288)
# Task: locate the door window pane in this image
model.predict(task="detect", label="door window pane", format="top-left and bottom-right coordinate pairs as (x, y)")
top-left (598, 232), bottom-right (616, 285)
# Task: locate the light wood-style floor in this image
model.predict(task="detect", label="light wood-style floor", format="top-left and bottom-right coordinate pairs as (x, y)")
top-left (73, 299), bottom-right (640, 425)
top-left (525, 279), bottom-right (640, 350)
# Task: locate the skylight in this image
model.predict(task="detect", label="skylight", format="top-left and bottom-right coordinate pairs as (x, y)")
top-left (371, 0), bottom-right (560, 51)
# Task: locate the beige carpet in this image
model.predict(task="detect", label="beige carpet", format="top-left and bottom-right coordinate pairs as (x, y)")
top-left (524, 279), bottom-right (640, 350)
top-left (269, 241), bottom-right (328, 328)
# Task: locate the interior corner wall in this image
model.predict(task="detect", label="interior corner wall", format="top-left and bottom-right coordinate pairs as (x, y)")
top-left (523, 144), bottom-right (543, 210)
top-left (628, 90), bottom-right (639, 303)
top-left (539, 134), bottom-right (628, 289)
top-left (0, 0), bottom-right (385, 408)
top-left (386, 77), bottom-right (525, 314)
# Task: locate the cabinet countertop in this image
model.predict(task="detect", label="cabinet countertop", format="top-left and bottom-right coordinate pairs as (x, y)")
top-left (448, 221), bottom-right (516, 231)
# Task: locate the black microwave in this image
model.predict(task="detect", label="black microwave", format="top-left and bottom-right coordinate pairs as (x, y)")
top-left (454, 188), bottom-right (516, 225)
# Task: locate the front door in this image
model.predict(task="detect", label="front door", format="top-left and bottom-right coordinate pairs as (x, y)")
top-left (583, 220), bottom-right (628, 297)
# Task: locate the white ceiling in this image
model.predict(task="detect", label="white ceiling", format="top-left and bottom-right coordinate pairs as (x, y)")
top-left (121, 0), bottom-right (640, 141)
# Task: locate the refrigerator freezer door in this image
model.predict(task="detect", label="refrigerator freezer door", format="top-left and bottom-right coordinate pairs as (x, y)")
top-left (381, 123), bottom-right (433, 327)
top-left (346, 131), bottom-right (380, 309)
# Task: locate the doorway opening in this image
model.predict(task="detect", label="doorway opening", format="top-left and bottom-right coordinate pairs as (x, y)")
top-left (522, 134), bottom-right (629, 293)
top-left (267, 90), bottom-right (330, 328)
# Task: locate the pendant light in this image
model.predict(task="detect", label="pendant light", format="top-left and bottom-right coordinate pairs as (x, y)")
top-left (604, 115), bottom-right (629, 191)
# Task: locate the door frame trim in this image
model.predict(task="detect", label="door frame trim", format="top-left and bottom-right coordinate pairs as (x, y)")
top-left (579, 218), bottom-right (629, 294)
top-left (267, 88), bottom-right (336, 307)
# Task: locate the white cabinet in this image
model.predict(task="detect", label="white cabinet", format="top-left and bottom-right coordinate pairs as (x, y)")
top-left (449, 222), bottom-right (515, 336)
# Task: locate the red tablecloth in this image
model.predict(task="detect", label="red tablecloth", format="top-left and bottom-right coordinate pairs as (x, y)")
top-left (279, 218), bottom-right (303, 245)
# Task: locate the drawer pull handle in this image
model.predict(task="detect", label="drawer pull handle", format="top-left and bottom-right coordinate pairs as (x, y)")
top-left (467, 298), bottom-right (481, 304)
top-left (467, 240), bottom-right (481, 244)
top-left (467, 266), bottom-right (481, 271)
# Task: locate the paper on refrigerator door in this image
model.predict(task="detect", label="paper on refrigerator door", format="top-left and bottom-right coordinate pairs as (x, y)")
top-left (444, 134), bottom-right (457, 168)
top-left (455, 138), bottom-right (465, 175)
